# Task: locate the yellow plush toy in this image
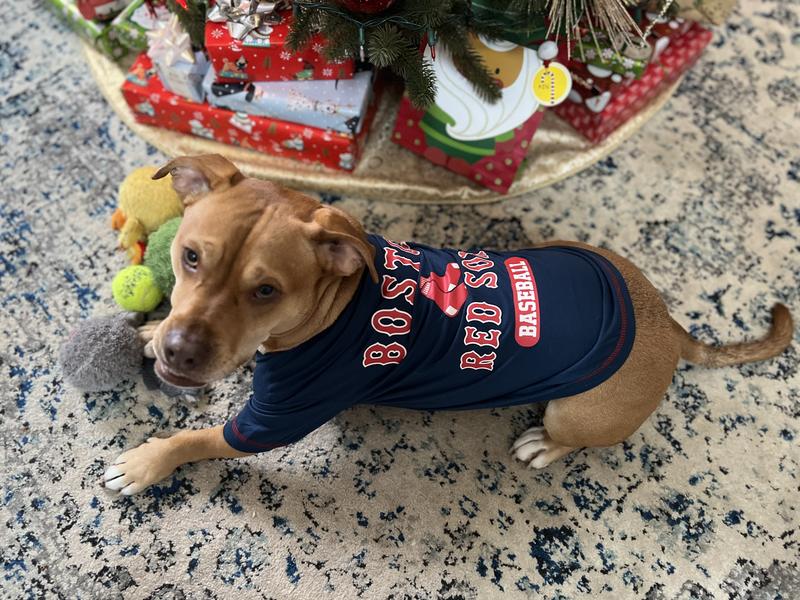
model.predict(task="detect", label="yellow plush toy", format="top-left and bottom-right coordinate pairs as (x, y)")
top-left (111, 166), bottom-right (183, 264)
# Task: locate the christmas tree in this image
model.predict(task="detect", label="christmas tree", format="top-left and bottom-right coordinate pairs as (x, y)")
top-left (165, 0), bottom-right (692, 108)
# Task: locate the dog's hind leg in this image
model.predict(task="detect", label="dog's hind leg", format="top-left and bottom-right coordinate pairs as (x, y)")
top-left (511, 241), bottom-right (681, 468)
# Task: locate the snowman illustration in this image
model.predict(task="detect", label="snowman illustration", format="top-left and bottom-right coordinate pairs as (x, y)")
top-left (135, 101), bottom-right (155, 117)
top-left (338, 152), bottom-right (354, 170)
top-left (282, 136), bottom-right (304, 151)
top-left (189, 119), bottom-right (214, 139)
top-left (229, 111), bottom-right (255, 134)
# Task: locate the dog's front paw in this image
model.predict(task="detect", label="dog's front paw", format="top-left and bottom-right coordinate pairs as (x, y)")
top-left (509, 426), bottom-right (574, 469)
top-left (102, 437), bottom-right (179, 495)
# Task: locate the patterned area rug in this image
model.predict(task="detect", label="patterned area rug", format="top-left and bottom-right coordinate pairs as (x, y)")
top-left (1, 2), bottom-right (798, 598)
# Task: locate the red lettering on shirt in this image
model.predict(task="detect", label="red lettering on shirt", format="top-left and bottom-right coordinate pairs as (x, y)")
top-left (464, 271), bottom-right (498, 289)
top-left (462, 257), bottom-right (494, 272)
top-left (380, 275), bottom-right (416, 305)
top-left (363, 342), bottom-right (407, 367)
top-left (463, 326), bottom-right (501, 349)
top-left (384, 247), bottom-right (420, 271)
top-left (466, 301), bottom-right (502, 326)
top-left (385, 239), bottom-right (420, 255)
top-left (504, 257), bottom-right (540, 347)
top-left (458, 250), bottom-right (489, 259)
top-left (459, 350), bottom-right (497, 371)
top-left (371, 308), bottom-right (412, 336)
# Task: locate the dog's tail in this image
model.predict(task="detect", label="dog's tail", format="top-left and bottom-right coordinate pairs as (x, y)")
top-left (672, 303), bottom-right (794, 367)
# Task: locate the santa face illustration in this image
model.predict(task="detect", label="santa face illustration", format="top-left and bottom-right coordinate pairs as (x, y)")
top-left (429, 35), bottom-right (541, 142)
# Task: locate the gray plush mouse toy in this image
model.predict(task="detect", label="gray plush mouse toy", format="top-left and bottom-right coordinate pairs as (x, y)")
top-left (60, 312), bottom-right (204, 400)
top-left (60, 313), bottom-right (145, 392)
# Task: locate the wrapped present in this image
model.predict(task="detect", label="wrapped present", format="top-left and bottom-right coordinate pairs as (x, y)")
top-left (77, 0), bottom-right (130, 21)
top-left (121, 54), bottom-right (374, 171)
top-left (203, 68), bottom-right (374, 135)
top-left (554, 23), bottom-right (712, 143)
top-left (45, 0), bottom-right (131, 59)
top-left (391, 38), bottom-right (546, 193)
top-left (110, 0), bottom-right (171, 51)
top-left (575, 37), bottom-right (650, 79)
top-left (205, 3), bottom-right (355, 83)
top-left (147, 15), bottom-right (210, 102)
top-left (572, 12), bottom-right (691, 79)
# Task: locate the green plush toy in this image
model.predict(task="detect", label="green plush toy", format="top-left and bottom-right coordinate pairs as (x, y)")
top-left (144, 217), bottom-right (181, 296)
top-left (112, 265), bottom-right (163, 312)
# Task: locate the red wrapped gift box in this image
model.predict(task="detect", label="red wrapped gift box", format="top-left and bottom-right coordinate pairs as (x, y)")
top-left (77, 0), bottom-right (129, 21)
top-left (121, 54), bottom-right (373, 171)
top-left (205, 9), bottom-right (355, 83)
top-left (392, 96), bottom-right (544, 194)
top-left (554, 23), bottom-right (712, 143)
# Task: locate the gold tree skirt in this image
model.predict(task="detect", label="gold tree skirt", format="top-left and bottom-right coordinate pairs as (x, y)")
top-left (84, 42), bottom-right (681, 204)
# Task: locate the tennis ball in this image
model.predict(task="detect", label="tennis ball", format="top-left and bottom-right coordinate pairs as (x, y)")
top-left (112, 265), bottom-right (163, 312)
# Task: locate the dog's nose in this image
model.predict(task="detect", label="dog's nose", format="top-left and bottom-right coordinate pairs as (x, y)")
top-left (162, 328), bottom-right (211, 373)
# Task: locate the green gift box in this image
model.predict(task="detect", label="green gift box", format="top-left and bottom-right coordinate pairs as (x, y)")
top-left (45, 0), bottom-right (131, 60)
top-left (576, 36), bottom-right (649, 79)
top-left (111, 0), bottom-right (170, 51)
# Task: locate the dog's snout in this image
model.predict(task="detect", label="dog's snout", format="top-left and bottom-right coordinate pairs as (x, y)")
top-left (162, 328), bottom-right (211, 373)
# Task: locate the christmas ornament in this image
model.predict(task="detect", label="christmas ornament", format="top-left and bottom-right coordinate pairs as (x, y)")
top-left (147, 14), bottom-right (195, 66)
top-left (531, 41), bottom-right (572, 107)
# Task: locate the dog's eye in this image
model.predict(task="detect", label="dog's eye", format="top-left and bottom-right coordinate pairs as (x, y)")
top-left (183, 248), bottom-right (199, 269)
top-left (254, 284), bottom-right (274, 299)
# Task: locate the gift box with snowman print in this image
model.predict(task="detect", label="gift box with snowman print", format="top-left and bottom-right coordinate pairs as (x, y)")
top-left (202, 68), bottom-right (375, 135)
top-left (121, 54), bottom-right (375, 171)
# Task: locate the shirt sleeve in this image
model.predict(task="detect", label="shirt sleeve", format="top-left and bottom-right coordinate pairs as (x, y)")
top-left (223, 392), bottom-right (347, 454)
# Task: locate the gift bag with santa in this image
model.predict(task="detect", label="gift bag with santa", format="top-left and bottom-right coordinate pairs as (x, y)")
top-left (392, 35), bottom-right (549, 194)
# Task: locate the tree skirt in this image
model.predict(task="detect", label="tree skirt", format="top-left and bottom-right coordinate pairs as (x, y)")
top-left (84, 43), bottom-right (681, 204)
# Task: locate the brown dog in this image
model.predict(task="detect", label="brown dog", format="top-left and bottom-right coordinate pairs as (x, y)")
top-left (102, 155), bottom-right (794, 495)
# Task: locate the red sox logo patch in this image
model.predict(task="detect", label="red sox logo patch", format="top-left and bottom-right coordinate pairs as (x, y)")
top-left (419, 262), bottom-right (468, 317)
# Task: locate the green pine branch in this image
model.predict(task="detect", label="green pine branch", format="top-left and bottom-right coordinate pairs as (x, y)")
top-left (166, 0), bottom-right (207, 49)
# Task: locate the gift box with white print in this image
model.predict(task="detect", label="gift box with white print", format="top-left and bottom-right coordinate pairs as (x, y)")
top-left (203, 68), bottom-right (375, 135)
top-left (111, 0), bottom-right (171, 51)
top-left (392, 36), bottom-right (546, 194)
top-left (147, 14), bottom-right (210, 102)
top-left (554, 23), bottom-right (712, 144)
top-left (122, 54), bottom-right (376, 171)
top-left (77, 0), bottom-right (130, 21)
top-left (205, 1), bottom-right (355, 83)
top-left (573, 11), bottom-right (692, 79)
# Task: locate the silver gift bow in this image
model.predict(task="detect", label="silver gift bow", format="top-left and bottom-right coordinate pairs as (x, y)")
top-left (207, 0), bottom-right (284, 41)
top-left (147, 14), bottom-right (195, 66)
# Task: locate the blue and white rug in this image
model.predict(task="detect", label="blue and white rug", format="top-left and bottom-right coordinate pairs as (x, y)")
top-left (1, 1), bottom-right (798, 598)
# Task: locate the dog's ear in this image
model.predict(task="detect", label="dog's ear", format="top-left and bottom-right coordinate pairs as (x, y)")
top-left (309, 205), bottom-right (378, 283)
top-left (152, 154), bottom-right (244, 204)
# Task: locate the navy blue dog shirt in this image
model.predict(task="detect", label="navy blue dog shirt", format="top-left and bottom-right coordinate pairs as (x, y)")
top-left (224, 235), bottom-right (636, 453)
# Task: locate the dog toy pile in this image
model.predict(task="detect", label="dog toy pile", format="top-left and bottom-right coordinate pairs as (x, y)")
top-left (60, 166), bottom-right (191, 394)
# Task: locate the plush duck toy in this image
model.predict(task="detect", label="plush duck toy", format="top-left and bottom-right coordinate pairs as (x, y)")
top-left (111, 166), bottom-right (183, 264)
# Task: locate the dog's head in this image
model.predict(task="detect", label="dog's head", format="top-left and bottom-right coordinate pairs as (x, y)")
top-left (149, 154), bottom-right (377, 388)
